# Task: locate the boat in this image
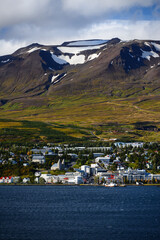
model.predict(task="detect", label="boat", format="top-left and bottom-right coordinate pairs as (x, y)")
top-left (105, 182), bottom-right (118, 187)
top-left (136, 182), bottom-right (143, 185)
top-left (119, 184), bottom-right (126, 187)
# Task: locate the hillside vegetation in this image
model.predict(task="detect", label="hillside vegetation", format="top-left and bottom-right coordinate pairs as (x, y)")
top-left (1, 93), bottom-right (160, 143)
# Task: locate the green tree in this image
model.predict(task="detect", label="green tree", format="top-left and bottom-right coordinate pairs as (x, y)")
top-left (39, 177), bottom-right (46, 184)
top-left (94, 176), bottom-right (99, 184)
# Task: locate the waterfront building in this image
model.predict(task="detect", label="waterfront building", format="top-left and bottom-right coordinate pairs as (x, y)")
top-left (0, 176), bottom-right (14, 183)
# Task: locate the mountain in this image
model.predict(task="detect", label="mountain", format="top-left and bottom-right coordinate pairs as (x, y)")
top-left (1, 37), bottom-right (160, 142)
top-left (1, 37), bottom-right (160, 102)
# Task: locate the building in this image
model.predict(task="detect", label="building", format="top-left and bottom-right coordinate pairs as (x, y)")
top-left (0, 176), bottom-right (14, 183)
top-left (93, 153), bottom-right (104, 158)
top-left (81, 165), bottom-right (91, 175)
top-left (23, 178), bottom-right (30, 183)
top-left (32, 155), bottom-right (45, 164)
top-left (41, 171), bottom-right (84, 184)
top-left (114, 142), bottom-right (144, 148)
top-left (123, 168), bottom-right (151, 182)
top-left (51, 159), bottom-right (65, 170)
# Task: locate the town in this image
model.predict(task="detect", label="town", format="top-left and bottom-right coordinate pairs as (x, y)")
top-left (1, 142), bottom-right (160, 186)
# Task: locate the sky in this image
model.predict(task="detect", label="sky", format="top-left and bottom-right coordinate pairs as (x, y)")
top-left (0, 0), bottom-right (160, 56)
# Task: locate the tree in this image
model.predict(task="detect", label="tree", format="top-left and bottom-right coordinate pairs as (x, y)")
top-left (94, 176), bottom-right (99, 184)
top-left (39, 177), bottom-right (46, 184)
top-left (101, 177), bottom-right (106, 184)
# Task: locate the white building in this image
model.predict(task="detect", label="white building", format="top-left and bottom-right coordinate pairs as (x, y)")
top-left (23, 178), bottom-right (30, 183)
top-left (32, 155), bottom-right (45, 164)
top-left (95, 156), bottom-right (110, 164)
top-left (0, 176), bottom-right (14, 183)
top-left (51, 159), bottom-right (65, 170)
top-left (41, 172), bottom-right (84, 184)
top-left (81, 165), bottom-right (91, 175)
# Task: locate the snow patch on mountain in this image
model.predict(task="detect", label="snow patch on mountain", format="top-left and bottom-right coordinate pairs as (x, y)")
top-left (144, 42), bottom-right (151, 47)
top-left (141, 50), bottom-right (159, 60)
top-left (58, 44), bottom-right (106, 55)
top-left (51, 52), bottom-right (68, 65)
top-left (87, 53), bottom-right (101, 61)
top-left (67, 40), bottom-right (108, 46)
top-left (50, 45), bottom-right (102, 65)
top-left (151, 42), bottom-right (160, 52)
top-left (27, 47), bottom-right (40, 53)
top-left (58, 54), bottom-right (85, 65)
top-left (1, 59), bottom-right (10, 63)
top-left (51, 74), bottom-right (59, 83)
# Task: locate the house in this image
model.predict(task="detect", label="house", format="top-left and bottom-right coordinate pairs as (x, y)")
top-left (0, 177), bottom-right (4, 183)
top-left (41, 174), bottom-right (53, 182)
top-left (23, 163), bottom-right (29, 167)
top-left (93, 153), bottom-right (104, 158)
top-left (32, 155), bottom-right (45, 164)
top-left (95, 156), bottom-right (110, 163)
top-left (146, 162), bottom-right (153, 169)
top-left (23, 178), bottom-right (30, 183)
top-left (51, 159), bottom-right (65, 170)
top-left (35, 172), bottom-right (41, 177)
top-left (0, 176), bottom-right (14, 183)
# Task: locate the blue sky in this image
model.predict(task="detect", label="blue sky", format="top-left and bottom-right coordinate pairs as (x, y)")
top-left (0, 0), bottom-right (160, 55)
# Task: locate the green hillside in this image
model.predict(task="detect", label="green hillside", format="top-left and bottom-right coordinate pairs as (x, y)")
top-left (1, 93), bottom-right (160, 143)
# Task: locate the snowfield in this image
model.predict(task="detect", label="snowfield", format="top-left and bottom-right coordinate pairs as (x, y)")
top-left (67, 40), bottom-right (108, 46)
top-left (27, 47), bottom-right (40, 53)
top-left (58, 44), bottom-right (106, 55)
top-left (52, 43), bottom-right (105, 65)
top-left (51, 52), bottom-right (68, 65)
top-left (141, 50), bottom-right (159, 60)
top-left (1, 59), bottom-right (10, 63)
top-left (151, 42), bottom-right (160, 52)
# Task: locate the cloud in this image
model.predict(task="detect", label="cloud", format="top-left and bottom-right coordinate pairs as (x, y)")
top-left (0, 0), bottom-right (51, 28)
top-left (0, 39), bottom-right (26, 56)
top-left (0, 0), bottom-right (158, 28)
top-left (62, 0), bottom-right (157, 16)
top-left (80, 20), bottom-right (160, 41)
top-left (0, 0), bottom-right (159, 56)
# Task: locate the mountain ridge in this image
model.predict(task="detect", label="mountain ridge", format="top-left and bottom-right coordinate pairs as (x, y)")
top-left (0, 37), bottom-right (160, 101)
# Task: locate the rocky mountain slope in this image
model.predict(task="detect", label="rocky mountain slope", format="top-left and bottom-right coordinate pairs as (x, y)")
top-left (0, 37), bottom-right (160, 105)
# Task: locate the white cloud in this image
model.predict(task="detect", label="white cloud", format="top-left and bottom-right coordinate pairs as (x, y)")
top-left (0, 39), bottom-right (26, 56)
top-left (0, 20), bottom-right (160, 56)
top-left (80, 20), bottom-right (160, 41)
top-left (0, 0), bottom-right (51, 28)
top-left (62, 0), bottom-right (156, 16)
top-left (0, 0), bottom-right (159, 56)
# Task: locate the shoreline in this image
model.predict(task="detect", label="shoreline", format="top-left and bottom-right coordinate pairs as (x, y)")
top-left (0, 183), bottom-right (160, 186)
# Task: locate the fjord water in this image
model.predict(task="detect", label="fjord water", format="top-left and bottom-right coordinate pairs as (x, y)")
top-left (0, 186), bottom-right (160, 240)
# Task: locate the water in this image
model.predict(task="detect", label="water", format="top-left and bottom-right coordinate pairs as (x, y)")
top-left (0, 185), bottom-right (160, 240)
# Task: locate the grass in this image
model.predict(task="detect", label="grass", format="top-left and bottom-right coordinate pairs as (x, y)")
top-left (1, 93), bottom-right (160, 142)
